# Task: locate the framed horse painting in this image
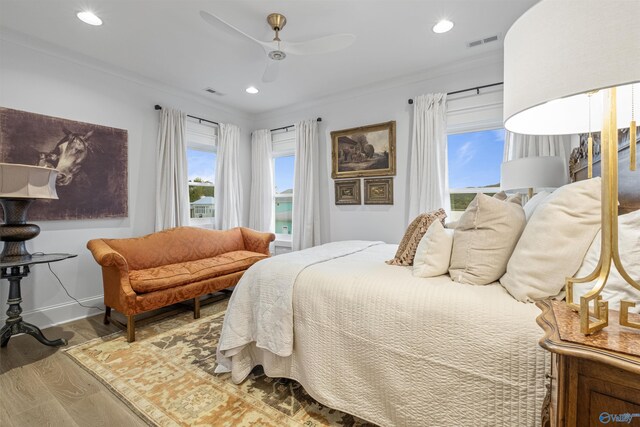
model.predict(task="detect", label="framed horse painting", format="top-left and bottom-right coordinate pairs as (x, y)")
top-left (0, 107), bottom-right (128, 220)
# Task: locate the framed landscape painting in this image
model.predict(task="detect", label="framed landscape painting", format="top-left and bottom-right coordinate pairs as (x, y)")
top-left (331, 121), bottom-right (396, 179)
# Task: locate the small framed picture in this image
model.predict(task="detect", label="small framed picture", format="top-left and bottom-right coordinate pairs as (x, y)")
top-left (334, 179), bottom-right (361, 205)
top-left (364, 178), bottom-right (393, 205)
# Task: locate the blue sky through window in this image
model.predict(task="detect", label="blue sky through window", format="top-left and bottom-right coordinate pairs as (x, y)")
top-left (448, 129), bottom-right (504, 188)
top-left (275, 155), bottom-right (295, 193)
top-left (187, 148), bottom-right (216, 183)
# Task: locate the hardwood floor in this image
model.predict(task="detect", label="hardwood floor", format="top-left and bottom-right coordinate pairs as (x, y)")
top-left (0, 297), bottom-right (228, 427)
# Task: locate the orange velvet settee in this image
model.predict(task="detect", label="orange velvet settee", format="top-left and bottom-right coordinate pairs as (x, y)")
top-left (87, 226), bottom-right (275, 342)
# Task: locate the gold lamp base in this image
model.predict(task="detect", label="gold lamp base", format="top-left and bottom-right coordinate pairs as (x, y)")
top-left (566, 87), bottom-right (640, 335)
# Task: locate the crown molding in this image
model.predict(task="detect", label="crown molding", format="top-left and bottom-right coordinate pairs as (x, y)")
top-left (0, 27), bottom-right (253, 122)
top-left (252, 50), bottom-right (504, 124)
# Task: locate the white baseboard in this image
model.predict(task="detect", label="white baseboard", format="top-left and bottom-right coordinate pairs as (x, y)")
top-left (0, 295), bottom-right (104, 330)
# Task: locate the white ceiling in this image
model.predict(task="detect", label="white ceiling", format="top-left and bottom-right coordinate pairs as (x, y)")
top-left (0, 0), bottom-right (537, 114)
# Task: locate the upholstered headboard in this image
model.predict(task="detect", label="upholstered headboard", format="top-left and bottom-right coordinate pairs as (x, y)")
top-left (570, 128), bottom-right (640, 214)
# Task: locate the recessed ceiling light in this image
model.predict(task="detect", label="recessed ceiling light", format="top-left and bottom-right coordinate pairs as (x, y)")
top-left (246, 86), bottom-right (259, 94)
top-left (77, 11), bottom-right (102, 26)
top-left (432, 19), bottom-right (454, 34)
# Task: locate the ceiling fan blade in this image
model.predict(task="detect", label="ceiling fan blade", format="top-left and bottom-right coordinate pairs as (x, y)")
top-left (200, 10), bottom-right (271, 50)
top-left (280, 33), bottom-right (355, 56)
top-left (262, 60), bottom-right (280, 83)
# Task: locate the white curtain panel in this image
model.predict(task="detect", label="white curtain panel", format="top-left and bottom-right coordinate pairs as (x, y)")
top-left (408, 93), bottom-right (451, 221)
top-left (292, 119), bottom-right (321, 251)
top-left (249, 129), bottom-right (274, 232)
top-left (215, 123), bottom-right (243, 230)
top-left (155, 107), bottom-right (189, 231)
top-left (503, 131), bottom-right (573, 179)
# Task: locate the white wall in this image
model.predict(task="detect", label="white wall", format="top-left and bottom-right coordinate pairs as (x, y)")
top-left (252, 53), bottom-right (505, 245)
top-left (0, 35), bottom-right (252, 328)
top-left (0, 34), bottom-right (506, 329)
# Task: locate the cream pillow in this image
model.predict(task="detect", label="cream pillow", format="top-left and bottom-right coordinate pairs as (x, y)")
top-left (412, 221), bottom-right (455, 278)
top-left (387, 209), bottom-right (447, 266)
top-left (506, 193), bottom-right (523, 205)
top-left (523, 191), bottom-right (551, 221)
top-left (500, 178), bottom-right (601, 302)
top-left (493, 191), bottom-right (508, 201)
top-left (571, 209), bottom-right (640, 313)
top-left (449, 193), bottom-right (526, 285)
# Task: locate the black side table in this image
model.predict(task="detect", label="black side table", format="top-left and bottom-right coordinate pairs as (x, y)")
top-left (0, 253), bottom-right (77, 348)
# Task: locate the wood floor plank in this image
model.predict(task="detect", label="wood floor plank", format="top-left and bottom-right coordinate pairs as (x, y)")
top-left (63, 315), bottom-right (120, 342)
top-left (32, 351), bottom-right (103, 407)
top-left (0, 334), bottom-right (65, 373)
top-left (65, 390), bottom-right (149, 427)
top-left (0, 366), bottom-right (56, 416)
top-left (12, 398), bottom-right (80, 427)
top-left (0, 398), bottom-right (16, 427)
top-left (0, 297), bottom-right (230, 427)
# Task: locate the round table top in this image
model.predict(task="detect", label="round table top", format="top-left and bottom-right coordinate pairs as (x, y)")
top-left (0, 253), bottom-right (77, 269)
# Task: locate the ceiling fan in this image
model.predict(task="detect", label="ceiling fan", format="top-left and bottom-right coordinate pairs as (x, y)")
top-left (200, 11), bottom-right (356, 83)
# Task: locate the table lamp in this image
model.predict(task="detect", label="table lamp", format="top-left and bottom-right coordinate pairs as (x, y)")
top-left (0, 163), bottom-right (58, 262)
top-left (503, 0), bottom-right (640, 334)
top-left (501, 156), bottom-right (567, 200)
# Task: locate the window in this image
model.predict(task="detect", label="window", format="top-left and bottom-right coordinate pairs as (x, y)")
top-left (272, 129), bottom-right (296, 241)
top-left (448, 128), bottom-right (505, 220)
top-left (186, 119), bottom-right (217, 228)
top-left (274, 155), bottom-right (294, 235)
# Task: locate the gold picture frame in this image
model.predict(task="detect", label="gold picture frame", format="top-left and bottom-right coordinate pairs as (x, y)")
top-left (334, 179), bottom-right (361, 205)
top-left (331, 121), bottom-right (396, 179)
top-left (364, 178), bottom-right (393, 205)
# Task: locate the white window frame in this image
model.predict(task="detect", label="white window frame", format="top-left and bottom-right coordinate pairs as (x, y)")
top-left (447, 126), bottom-right (504, 220)
top-left (186, 118), bottom-right (218, 229)
top-left (271, 128), bottom-right (296, 246)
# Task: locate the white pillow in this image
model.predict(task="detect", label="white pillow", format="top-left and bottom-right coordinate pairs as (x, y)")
top-left (523, 191), bottom-right (551, 221)
top-left (571, 209), bottom-right (640, 313)
top-left (412, 221), bottom-right (454, 278)
top-left (500, 178), bottom-right (601, 302)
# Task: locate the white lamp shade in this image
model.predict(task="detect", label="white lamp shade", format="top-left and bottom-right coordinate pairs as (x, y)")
top-left (0, 163), bottom-right (59, 199)
top-left (501, 156), bottom-right (567, 192)
top-left (503, 0), bottom-right (640, 135)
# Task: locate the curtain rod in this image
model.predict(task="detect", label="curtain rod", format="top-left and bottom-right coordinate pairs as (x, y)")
top-left (154, 104), bottom-right (219, 126)
top-left (271, 117), bottom-right (322, 133)
top-left (407, 82), bottom-right (504, 105)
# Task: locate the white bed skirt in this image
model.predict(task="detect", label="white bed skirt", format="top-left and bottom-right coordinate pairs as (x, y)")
top-left (223, 244), bottom-right (548, 427)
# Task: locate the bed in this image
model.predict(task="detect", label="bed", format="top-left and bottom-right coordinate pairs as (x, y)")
top-left (216, 242), bottom-right (548, 426)
top-left (216, 135), bottom-right (639, 427)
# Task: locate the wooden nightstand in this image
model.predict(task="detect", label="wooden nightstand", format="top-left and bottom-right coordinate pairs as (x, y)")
top-left (536, 300), bottom-right (640, 427)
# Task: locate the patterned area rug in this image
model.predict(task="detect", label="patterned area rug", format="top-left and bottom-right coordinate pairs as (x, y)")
top-left (65, 301), bottom-right (375, 427)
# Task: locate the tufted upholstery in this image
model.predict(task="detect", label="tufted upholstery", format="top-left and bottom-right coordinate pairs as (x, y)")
top-left (87, 226), bottom-right (275, 341)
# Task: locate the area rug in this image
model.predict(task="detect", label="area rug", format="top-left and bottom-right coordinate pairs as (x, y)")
top-left (65, 302), bottom-right (375, 427)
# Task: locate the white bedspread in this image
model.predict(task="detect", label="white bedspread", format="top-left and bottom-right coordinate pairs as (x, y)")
top-left (216, 240), bottom-right (383, 371)
top-left (216, 243), bottom-right (548, 427)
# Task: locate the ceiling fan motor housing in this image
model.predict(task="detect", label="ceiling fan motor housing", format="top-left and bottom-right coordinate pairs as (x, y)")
top-left (267, 13), bottom-right (287, 31)
top-left (268, 50), bottom-right (286, 61)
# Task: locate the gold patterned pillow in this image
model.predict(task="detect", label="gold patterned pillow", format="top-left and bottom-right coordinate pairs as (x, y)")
top-left (386, 209), bottom-right (447, 266)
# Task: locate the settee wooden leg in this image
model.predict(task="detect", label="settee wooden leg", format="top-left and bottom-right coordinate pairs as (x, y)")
top-left (104, 306), bottom-right (111, 325)
top-left (127, 315), bottom-right (135, 343)
top-left (194, 297), bottom-right (201, 319)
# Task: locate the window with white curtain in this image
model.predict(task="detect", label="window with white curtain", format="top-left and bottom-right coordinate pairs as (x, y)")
top-left (447, 128), bottom-right (505, 220)
top-left (186, 118), bottom-right (217, 228)
top-left (271, 128), bottom-right (295, 243)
